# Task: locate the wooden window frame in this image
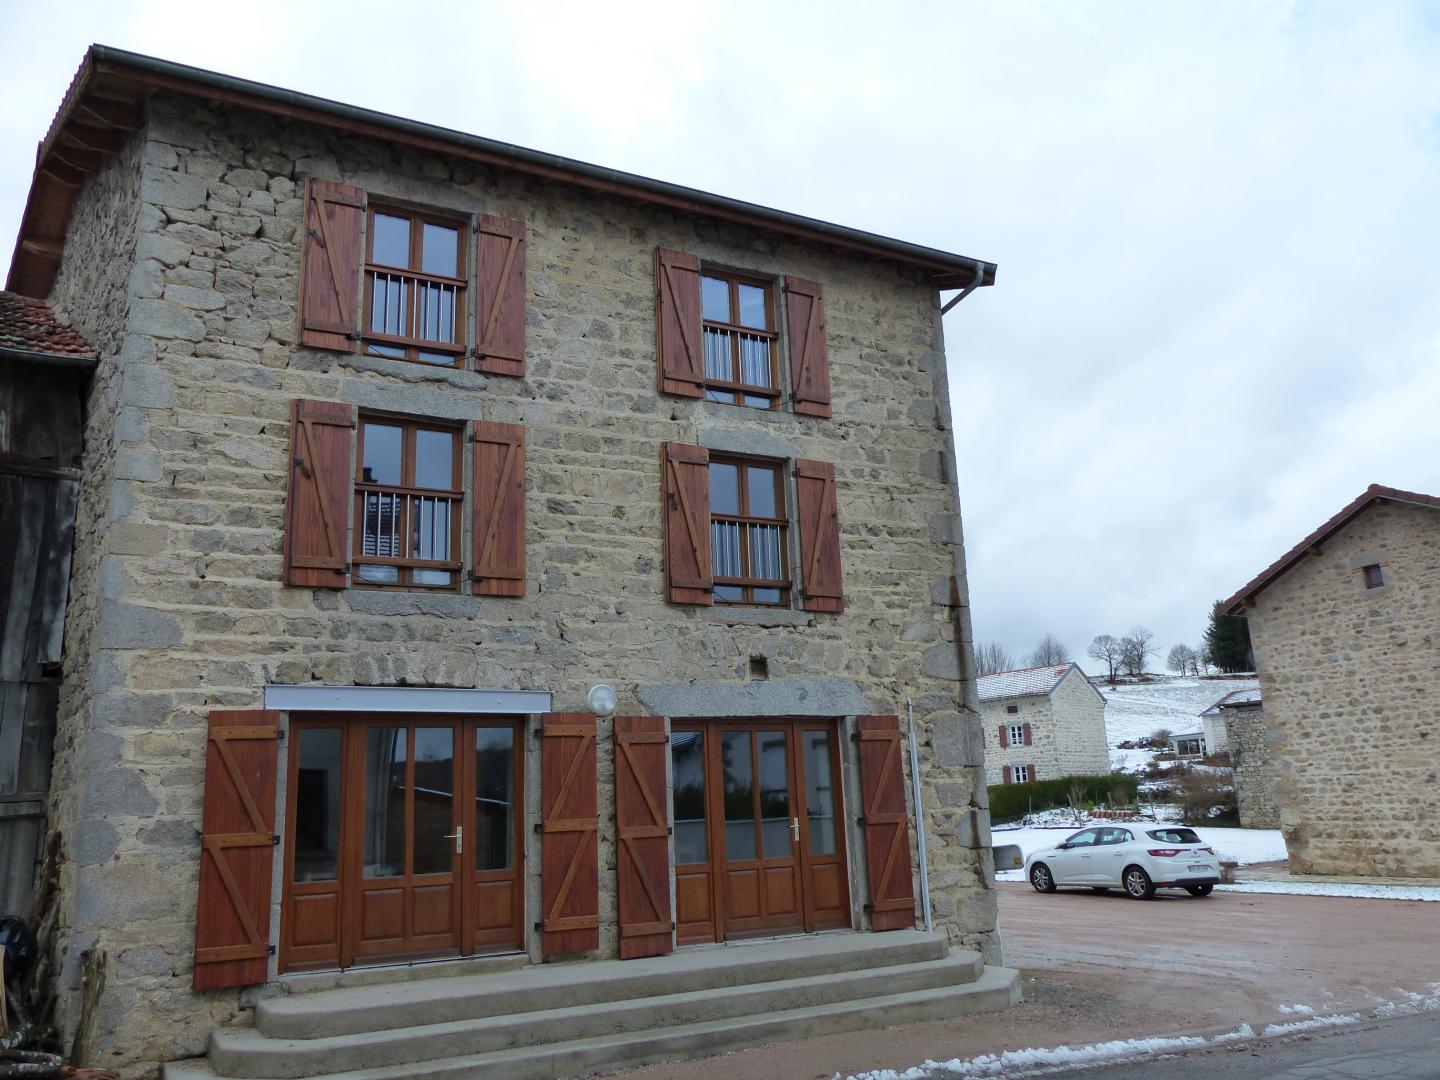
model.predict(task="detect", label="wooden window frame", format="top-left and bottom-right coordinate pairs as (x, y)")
top-left (362, 205), bottom-right (469, 366)
top-left (353, 413), bottom-right (464, 591)
top-left (1362, 563), bottom-right (1384, 589)
top-left (1013, 763), bottom-right (1030, 784)
top-left (1008, 723), bottom-right (1025, 748)
top-left (709, 454), bottom-right (791, 607)
top-left (700, 270), bottom-right (781, 410)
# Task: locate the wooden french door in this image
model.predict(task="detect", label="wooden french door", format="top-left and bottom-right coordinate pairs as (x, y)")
top-left (280, 714), bottom-right (524, 972)
top-left (672, 720), bottom-right (849, 945)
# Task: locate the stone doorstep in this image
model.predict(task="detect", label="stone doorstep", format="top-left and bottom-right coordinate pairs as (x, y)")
top-left (1237, 861), bottom-right (1440, 888)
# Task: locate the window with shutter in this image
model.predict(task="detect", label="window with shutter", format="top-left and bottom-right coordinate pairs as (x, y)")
top-left (299, 180), bottom-right (364, 352)
top-left (471, 421), bottom-right (526, 597)
top-left (795, 459), bottom-right (844, 613)
top-left (709, 455), bottom-right (789, 606)
top-left (699, 270), bottom-right (780, 409)
top-left (363, 205), bottom-right (467, 366)
top-left (661, 442), bottom-right (713, 605)
top-left (284, 399), bottom-right (355, 589)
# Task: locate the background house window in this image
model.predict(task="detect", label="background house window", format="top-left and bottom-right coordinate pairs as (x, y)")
top-left (1008, 723), bottom-right (1025, 748)
top-left (1006, 704), bottom-right (1019, 715)
top-left (700, 271), bottom-right (779, 409)
top-left (709, 456), bottom-right (789, 605)
top-left (364, 207), bottom-right (466, 365)
top-left (1362, 564), bottom-right (1384, 589)
top-left (1013, 764), bottom-right (1031, 783)
top-left (354, 415), bottom-right (463, 589)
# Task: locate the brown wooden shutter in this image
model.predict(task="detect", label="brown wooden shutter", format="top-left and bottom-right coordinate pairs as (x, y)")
top-left (785, 276), bottom-right (831, 418)
top-left (1003, 765), bottom-right (1013, 785)
top-left (614, 716), bottom-right (673, 960)
top-left (193, 710), bottom-right (280, 990)
top-left (283, 399), bottom-right (354, 588)
top-left (471, 421), bottom-right (525, 597)
top-left (298, 179), bottom-right (364, 351)
top-left (474, 214), bottom-right (526, 376)
top-left (856, 715), bottom-right (916, 932)
top-left (1023, 723), bottom-right (1033, 746)
top-left (998, 723), bottom-right (1008, 748)
top-left (655, 247), bottom-right (703, 398)
top-left (661, 442), bottom-right (712, 605)
top-left (795, 459), bottom-right (843, 613)
top-left (540, 713), bottom-right (599, 956)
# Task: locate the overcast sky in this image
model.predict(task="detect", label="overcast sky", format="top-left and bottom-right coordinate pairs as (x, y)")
top-left (4, 1), bottom-right (1438, 669)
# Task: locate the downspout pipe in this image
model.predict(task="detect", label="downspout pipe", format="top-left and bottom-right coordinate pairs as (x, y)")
top-left (939, 261), bottom-right (987, 315)
top-left (907, 697), bottom-right (934, 933)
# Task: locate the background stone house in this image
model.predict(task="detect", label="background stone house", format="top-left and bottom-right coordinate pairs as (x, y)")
top-left (1222, 484), bottom-right (1440, 876)
top-left (1211, 690), bottom-right (1279, 828)
top-left (1198, 688), bottom-right (1262, 755)
top-left (978, 662), bottom-right (1109, 784)
top-left (6, 46), bottom-right (1015, 1078)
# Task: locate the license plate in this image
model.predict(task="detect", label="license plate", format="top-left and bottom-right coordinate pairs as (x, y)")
top-left (1188, 864), bottom-right (1211, 873)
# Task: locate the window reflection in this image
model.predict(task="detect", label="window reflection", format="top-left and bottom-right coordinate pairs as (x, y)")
top-left (720, 730), bottom-right (756, 861)
top-left (363, 727), bottom-right (407, 878)
top-left (294, 728), bottom-right (342, 882)
top-left (805, 731), bottom-right (838, 856)
top-left (475, 727), bottom-right (515, 872)
top-left (671, 729), bottom-right (707, 864)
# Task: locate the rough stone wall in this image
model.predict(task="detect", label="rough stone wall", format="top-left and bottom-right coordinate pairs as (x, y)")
top-left (47, 92), bottom-right (998, 1076)
top-left (980, 672), bottom-right (1109, 785)
top-left (1223, 704), bottom-right (1279, 828)
top-left (1244, 501), bottom-right (1440, 876)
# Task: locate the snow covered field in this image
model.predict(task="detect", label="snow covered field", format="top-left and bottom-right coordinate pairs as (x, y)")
top-left (1100, 675), bottom-right (1259, 768)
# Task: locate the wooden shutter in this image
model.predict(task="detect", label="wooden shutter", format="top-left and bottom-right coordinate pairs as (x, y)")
top-left (1023, 723), bottom-right (1033, 746)
top-left (795, 459), bottom-right (843, 613)
top-left (856, 715), bottom-right (916, 932)
top-left (193, 710), bottom-right (280, 990)
top-left (1003, 765), bottom-right (1013, 785)
top-left (283, 399), bottom-right (354, 588)
top-left (785, 277), bottom-right (831, 418)
top-left (655, 247), bottom-right (703, 398)
top-left (540, 713), bottom-right (599, 956)
top-left (661, 442), bottom-right (712, 605)
top-left (298, 179), bottom-right (364, 351)
top-left (475, 214), bottom-right (526, 376)
top-left (471, 421), bottom-right (525, 597)
top-left (1000, 723), bottom-right (1010, 748)
top-left (614, 716), bottom-right (673, 960)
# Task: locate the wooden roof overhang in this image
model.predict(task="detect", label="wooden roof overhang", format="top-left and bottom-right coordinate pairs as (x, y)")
top-left (8, 45), bottom-right (998, 300)
top-left (1220, 484), bottom-right (1440, 614)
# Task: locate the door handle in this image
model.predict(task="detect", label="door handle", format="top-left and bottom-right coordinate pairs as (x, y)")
top-left (791, 817), bottom-right (800, 842)
top-left (443, 826), bottom-right (463, 854)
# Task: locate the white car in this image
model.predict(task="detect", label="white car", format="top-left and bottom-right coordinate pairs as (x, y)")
top-left (1024, 825), bottom-right (1221, 899)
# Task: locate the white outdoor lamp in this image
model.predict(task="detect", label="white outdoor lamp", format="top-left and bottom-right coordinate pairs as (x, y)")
top-left (586, 684), bottom-right (617, 718)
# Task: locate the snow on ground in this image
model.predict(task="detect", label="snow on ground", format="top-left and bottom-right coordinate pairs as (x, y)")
top-left (1218, 881), bottom-right (1440, 902)
top-left (1100, 674), bottom-right (1259, 749)
top-left (992, 824), bottom-right (1286, 880)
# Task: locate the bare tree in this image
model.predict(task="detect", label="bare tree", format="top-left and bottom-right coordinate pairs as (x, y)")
top-left (1120, 626), bottom-right (1156, 677)
top-left (973, 641), bottom-right (1014, 677)
top-left (1026, 633), bottom-right (1069, 667)
top-left (1086, 634), bottom-right (1123, 682)
top-left (1166, 643), bottom-right (1197, 676)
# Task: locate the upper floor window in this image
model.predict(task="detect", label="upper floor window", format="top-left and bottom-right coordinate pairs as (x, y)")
top-left (363, 207), bottom-right (467, 366)
top-left (1362, 563), bottom-right (1384, 589)
top-left (1008, 723), bottom-right (1025, 748)
top-left (709, 456), bottom-right (789, 606)
top-left (1006, 704), bottom-right (1019, 715)
top-left (354, 414), bottom-right (463, 589)
top-left (700, 271), bottom-right (779, 409)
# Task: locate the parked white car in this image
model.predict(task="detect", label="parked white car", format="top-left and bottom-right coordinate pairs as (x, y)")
top-left (1024, 825), bottom-right (1220, 899)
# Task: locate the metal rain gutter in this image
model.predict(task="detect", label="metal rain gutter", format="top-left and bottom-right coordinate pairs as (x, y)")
top-left (907, 697), bottom-right (934, 933)
top-left (0, 345), bottom-right (97, 369)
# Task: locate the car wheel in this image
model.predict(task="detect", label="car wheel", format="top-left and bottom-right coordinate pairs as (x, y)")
top-left (1185, 883), bottom-right (1214, 897)
top-left (1090, 887), bottom-right (1110, 893)
top-left (1029, 863), bottom-right (1057, 893)
top-left (1123, 865), bottom-right (1156, 900)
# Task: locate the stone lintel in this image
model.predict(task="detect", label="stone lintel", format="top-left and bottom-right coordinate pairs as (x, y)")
top-left (636, 677), bottom-right (867, 718)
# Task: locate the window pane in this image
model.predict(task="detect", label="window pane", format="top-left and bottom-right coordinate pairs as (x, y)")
top-left (421, 223), bottom-right (459, 277)
top-left (743, 394), bottom-right (771, 409)
top-left (412, 570), bottom-right (452, 587)
top-left (805, 731), bottom-right (838, 856)
top-left (475, 727), bottom-right (515, 872)
top-left (705, 389), bottom-right (735, 405)
top-left (294, 728), bottom-right (342, 882)
top-left (670, 729), bottom-right (707, 864)
top-left (412, 495), bottom-right (452, 563)
top-left (709, 462), bottom-right (739, 516)
top-left (363, 727), bottom-right (407, 878)
top-left (703, 326), bottom-right (732, 383)
top-left (737, 283), bottom-right (768, 329)
top-left (411, 727), bottom-right (454, 876)
top-left (758, 730), bottom-right (791, 857)
top-left (370, 273), bottom-right (408, 338)
top-left (372, 213), bottom-right (410, 269)
top-left (752, 587), bottom-right (781, 605)
top-left (418, 351), bottom-right (458, 366)
top-left (738, 335), bottom-right (771, 388)
top-left (701, 276), bottom-right (731, 322)
top-left (415, 429), bottom-right (456, 490)
top-left (712, 520), bottom-right (741, 580)
top-left (357, 564), bottom-right (399, 584)
top-left (746, 467), bottom-right (777, 518)
top-left (714, 584), bottom-right (744, 603)
top-left (417, 281), bottom-right (457, 344)
top-left (720, 731), bottom-right (756, 861)
top-left (362, 423), bottom-right (403, 485)
top-left (749, 524), bottom-right (781, 581)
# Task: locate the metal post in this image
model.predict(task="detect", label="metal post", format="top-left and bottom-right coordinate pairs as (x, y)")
top-left (906, 698), bottom-right (933, 933)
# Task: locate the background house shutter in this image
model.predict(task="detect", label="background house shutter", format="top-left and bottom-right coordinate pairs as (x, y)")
top-left (661, 442), bottom-right (712, 605)
top-left (283, 399), bottom-right (354, 589)
top-left (795, 459), bottom-right (843, 613)
top-left (613, 716), bottom-right (673, 960)
top-left (474, 214), bottom-right (526, 376)
top-left (471, 421), bottom-right (525, 597)
top-left (193, 710), bottom-right (280, 990)
top-left (655, 247), bottom-right (703, 398)
top-left (298, 179), bottom-right (364, 351)
top-left (540, 713), bottom-right (599, 956)
top-left (1023, 723), bottom-right (1033, 746)
top-left (1003, 765), bottom-right (1012, 785)
top-left (857, 715), bottom-right (916, 932)
top-left (998, 723), bottom-right (1008, 748)
top-left (785, 277), bottom-right (831, 418)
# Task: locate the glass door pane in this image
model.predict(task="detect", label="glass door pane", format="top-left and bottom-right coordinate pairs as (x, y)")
top-left (757, 730), bottom-right (792, 858)
top-left (670, 729), bottom-right (708, 864)
top-left (803, 730), bottom-right (838, 856)
top-left (411, 727), bottom-right (454, 876)
top-left (293, 728), bottom-right (342, 882)
top-left (720, 730), bottom-right (757, 860)
top-left (474, 726), bottom-right (515, 871)
top-left (363, 726), bottom-right (407, 878)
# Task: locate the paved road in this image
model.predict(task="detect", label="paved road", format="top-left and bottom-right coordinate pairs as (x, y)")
top-left (1049, 1013), bottom-right (1440, 1078)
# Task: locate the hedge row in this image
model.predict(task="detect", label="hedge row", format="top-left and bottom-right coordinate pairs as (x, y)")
top-left (987, 773), bottom-right (1140, 825)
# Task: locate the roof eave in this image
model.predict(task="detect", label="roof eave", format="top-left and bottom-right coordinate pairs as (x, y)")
top-left (0, 343), bottom-right (97, 369)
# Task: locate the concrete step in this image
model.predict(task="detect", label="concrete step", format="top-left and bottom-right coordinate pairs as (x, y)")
top-left (256, 929), bottom-right (950, 1040)
top-left (214, 949), bottom-right (984, 1077)
top-left (166, 965), bottom-right (1020, 1080)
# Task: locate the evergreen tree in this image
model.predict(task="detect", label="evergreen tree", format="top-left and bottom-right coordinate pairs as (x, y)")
top-left (1203, 602), bottom-right (1254, 673)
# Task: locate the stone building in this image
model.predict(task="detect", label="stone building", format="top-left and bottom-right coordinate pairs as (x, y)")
top-left (977, 663), bottom-right (1109, 784)
top-left (1198, 686), bottom-right (1259, 756)
top-left (6, 46), bottom-right (1017, 1078)
top-left (1222, 484), bottom-right (1440, 877)
top-left (1210, 691), bottom-right (1279, 829)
